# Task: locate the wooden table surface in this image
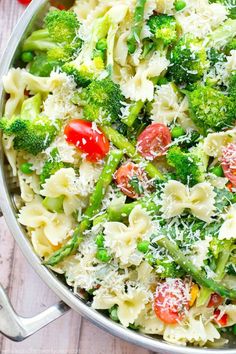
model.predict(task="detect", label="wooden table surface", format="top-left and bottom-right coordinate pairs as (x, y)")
top-left (0, 2), bottom-right (157, 353)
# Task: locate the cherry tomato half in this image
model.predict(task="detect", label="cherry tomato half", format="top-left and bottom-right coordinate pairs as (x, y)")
top-left (64, 119), bottom-right (110, 162)
top-left (207, 293), bottom-right (224, 308)
top-left (214, 309), bottom-right (228, 327)
top-left (154, 279), bottom-right (190, 324)
top-left (220, 143), bottom-right (236, 186)
top-left (17, 0), bottom-right (31, 5)
top-left (137, 123), bottom-right (171, 160)
top-left (114, 162), bottom-right (147, 199)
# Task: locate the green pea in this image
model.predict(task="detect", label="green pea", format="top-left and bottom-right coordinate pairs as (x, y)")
top-left (20, 162), bottom-right (33, 175)
top-left (96, 248), bottom-right (111, 262)
top-left (21, 51), bottom-right (34, 63)
top-left (96, 38), bottom-right (107, 51)
top-left (42, 196), bottom-right (64, 213)
top-left (174, 0), bottom-right (186, 11)
top-left (109, 305), bottom-right (119, 322)
top-left (209, 165), bottom-right (224, 177)
top-left (95, 234), bottom-right (105, 248)
top-left (137, 241), bottom-right (150, 253)
top-left (171, 126), bottom-right (185, 139)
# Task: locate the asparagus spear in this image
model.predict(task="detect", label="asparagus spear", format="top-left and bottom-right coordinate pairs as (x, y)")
top-left (122, 100), bottom-right (144, 127)
top-left (101, 126), bottom-right (165, 180)
top-left (127, 0), bottom-right (147, 54)
top-left (156, 236), bottom-right (236, 300)
top-left (44, 149), bottom-right (123, 266)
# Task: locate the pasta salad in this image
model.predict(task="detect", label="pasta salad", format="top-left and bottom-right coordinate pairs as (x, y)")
top-left (1, 0), bottom-right (236, 347)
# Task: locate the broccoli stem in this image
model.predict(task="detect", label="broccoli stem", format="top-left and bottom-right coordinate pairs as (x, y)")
top-left (127, 0), bottom-right (147, 54)
top-left (101, 126), bottom-right (165, 180)
top-left (156, 236), bottom-right (236, 300)
top-left (44, 149), bottom-right (123, 266)
top-left (122, 100), bottom-right (144, 127)
top-left (22, 29), bottom-right (59, 52)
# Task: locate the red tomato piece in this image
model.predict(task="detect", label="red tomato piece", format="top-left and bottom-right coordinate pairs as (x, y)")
top-left (17, 0), bottom-right (31, 5)
top-left (114, 162), bottom-right (147, 199)
top-left (220, 143), bottom-right (236, 186)
top-left (64, 119), bottom-right (110, 162)
top-left (154, 279), bottom-right (190, 324)
top-left (214, 309), bottom-right (228, 327)
top-left (137, 123), bottom-right (171, 160)
top-left (208, 293), bottom-right (224, 308)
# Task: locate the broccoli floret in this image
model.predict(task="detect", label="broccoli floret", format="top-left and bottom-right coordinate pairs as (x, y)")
top-left (168, 35), bottom-right (209, 84)
top-left (62, 57), bottom-right (104, 87)
top-left (22, 10), bottom-right (81, 64)
top-left (155, 258), bottom-right (185, 278)
top-left (44, 10), bottom-right (79, 44)
top-left (166, 145), bottom-right (208, 186)
top-left (29, 53), bottom-right (61, 77)
top-left (225, 37), bottom-right (236, 54)
top-left (187, 86), bottom-right (235, 134)
top-left (40, 148), bottom-right (66, 185)
top-left (147, 14), bottom-right (177, 47)
top-left (0, 94), bottom-right (60, 155)
top-left (81, 78), bottom-right (124, 124)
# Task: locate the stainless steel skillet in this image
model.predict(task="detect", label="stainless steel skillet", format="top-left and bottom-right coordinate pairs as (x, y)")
top-left (0, 1), bottom-right (236, 353)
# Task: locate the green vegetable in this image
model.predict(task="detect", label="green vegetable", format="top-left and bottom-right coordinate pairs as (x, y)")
top-left (209, 165), bottom-right (224, 177)
top-left (137, 241), bottom-right (149, 253)
top-left (45, 10), bottom-right (79, 44)
top-left (129, 176), bottom-right (144, 194)
top-left (197, 240), bottom-right (234, 306)
top-left (40, 148), bottom-right (66, 185)
top-left (80, 79), bottom-right (124, 124)
top-left (96, 248), bottom-right (111, 262)
top-left (101, 125), bottom-right (165, 180)
top-left (42, 196), bottom-right (64, 213)
top-left (20, 162), bottom-right (33, 175)
top-left (0, 94), bottom-right (60, 156)
top-left (29, 53), bottom-right (61, 77)
top-left (167, 145), bottom-right (208, 186)
top-left (171, 126), bottom-right (185, 139)
top-left (96, 38), bottom-right (107, 51)
top-left (174, 0), bottom-right (186, 11)
top-left (109, 305), bottom-right (119, 322)
top-left (21, 51), bottom-right (34, 63)
top-left (127, 0), bottom-right (147, 54)
top-left (156, 235), bottom-right (236, 299)
top-left (233, 324), bottom-right (236, 335)
top-left (122, 101), bottom-right (144, 127)
top-left (155, 258), bottom-right (185, 278)
top-left (187, 86), bottom-right (235, 134)
top-left (44, 149), bottom-right (124, 266)
top-left (95, 234), bottom-right (105, 247)
top-left (169, 34), bottom-right (209, 84)
top-left (147, 14), bottom-right (177, 46)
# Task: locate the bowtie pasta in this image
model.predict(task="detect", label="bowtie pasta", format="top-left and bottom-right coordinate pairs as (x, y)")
top-left (1, 0), bottom-right (236, 348)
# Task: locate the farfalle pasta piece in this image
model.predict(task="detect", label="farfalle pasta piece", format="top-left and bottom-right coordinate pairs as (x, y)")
top-left (121, 52), bottom-right (170, 101)
top-left (41, 168), bottom-right (84, 215)
top-left (18, 196), bottom-right (73, 246)
top-left (151, 84), bottom-right (195, 130)
top-left (104, 205), bottom-right (153, 265)
top-left (3, 69), bottom-right (55, 118)
top-left (203, 129), bottom-right (236, 158)
top-left (161, 180), bottom-right (216, 222)
top-left (219, 205), bottom-right (236, 240)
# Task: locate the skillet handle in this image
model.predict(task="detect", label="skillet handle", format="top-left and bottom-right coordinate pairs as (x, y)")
top-left (0, 283), bottom-right (70, 342)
